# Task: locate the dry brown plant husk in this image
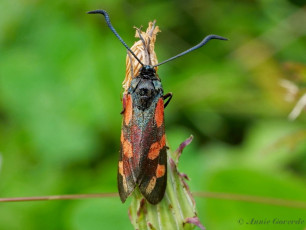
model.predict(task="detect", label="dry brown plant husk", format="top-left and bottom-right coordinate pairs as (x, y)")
top-left (123, 21), bottom-right (160, 93)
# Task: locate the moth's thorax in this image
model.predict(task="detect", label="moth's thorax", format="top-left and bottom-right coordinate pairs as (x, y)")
top-left (128, 67), bottom-right (163, 111)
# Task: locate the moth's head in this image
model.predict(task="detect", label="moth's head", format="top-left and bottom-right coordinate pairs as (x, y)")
top-left (139, 65), bottom-right (156, 79)
top-left (142, 65), bottom-right (155, 73)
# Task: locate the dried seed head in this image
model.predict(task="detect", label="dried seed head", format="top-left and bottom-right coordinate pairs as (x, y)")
top-left (123, 21), bottom-right (161, 92)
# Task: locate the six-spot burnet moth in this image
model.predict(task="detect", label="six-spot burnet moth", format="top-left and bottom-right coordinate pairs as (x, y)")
top-left (88, 9), bottom-right (227, 204)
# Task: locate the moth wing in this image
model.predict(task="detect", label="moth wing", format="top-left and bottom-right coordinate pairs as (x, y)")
top-left (138, 98), bottom-right (167, 204)
top-left (118, 94), bottom-right (137, 203)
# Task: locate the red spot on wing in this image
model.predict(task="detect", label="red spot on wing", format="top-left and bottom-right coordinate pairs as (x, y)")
top-left (148, 135), bottom-right (166, 160)
top-left (160, 135), bottom-right (166, 148)
top-left (123, 140), bottom-right (133, 158)
top-left (154, 98), bottom-right (164, 128)
top-left (156, 164), bottom-right (165, 178)
top-left (118, 161), bottom-right (124, 176)
top-left (148, 142), bottom-right (160, 160)
top-left (124, 94), bottom-right (132, 125)
top-left (121, 130), bottom-right (133, 158)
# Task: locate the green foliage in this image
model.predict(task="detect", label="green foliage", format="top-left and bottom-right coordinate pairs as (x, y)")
top-left (0, 0), bottom-right (305, 229)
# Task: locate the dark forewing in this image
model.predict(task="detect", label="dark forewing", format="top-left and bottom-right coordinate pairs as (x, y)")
top-left (138, 98), bottom-right (167, 204)
top-left (118, 94), bottom-right (137, 203)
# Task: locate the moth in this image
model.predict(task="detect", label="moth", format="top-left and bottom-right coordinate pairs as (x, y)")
top-left (88, 10), bottom-right (227, 204)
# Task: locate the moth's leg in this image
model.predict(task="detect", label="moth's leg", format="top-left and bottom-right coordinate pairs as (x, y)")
top-left (162, 92), bottom-right (173, 108)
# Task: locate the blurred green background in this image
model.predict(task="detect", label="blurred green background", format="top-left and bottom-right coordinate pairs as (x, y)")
top-left (0, 0), bottom-right (306, 229)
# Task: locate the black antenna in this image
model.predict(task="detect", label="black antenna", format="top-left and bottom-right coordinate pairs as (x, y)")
top-left (87, 10), bottom-right (144, 66)
top-left (153, 35), bottom-right (228, 67)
